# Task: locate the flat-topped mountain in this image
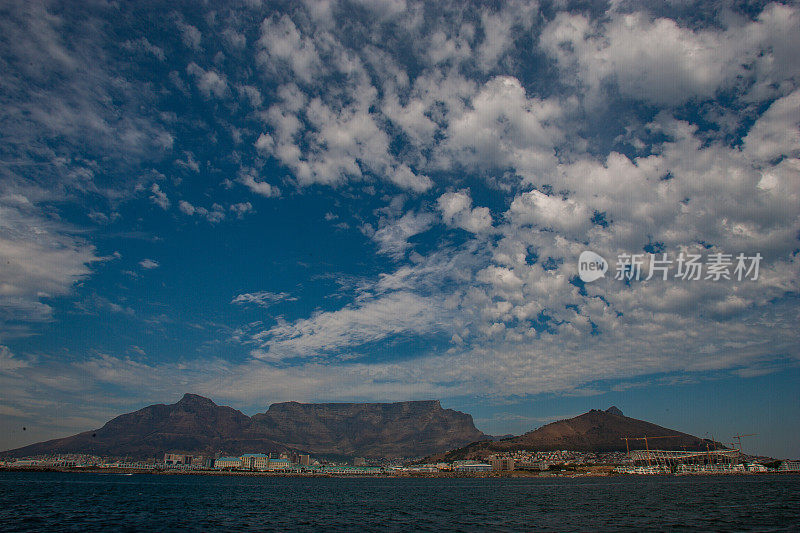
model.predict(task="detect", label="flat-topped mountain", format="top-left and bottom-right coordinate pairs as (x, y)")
top-left (426, 406), bottom-right (718, 461)
top-left (250, 400), bottom-right (486, 458)
top-left (1, 394), bottom-right (486, 460)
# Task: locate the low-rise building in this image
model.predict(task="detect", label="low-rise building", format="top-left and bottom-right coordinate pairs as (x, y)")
top-left (453, 462), bottom-right (493, 472)
top-left (265, 458), bottom-right (293, 470)
top-left (214, 457), bottom-right (242, 469)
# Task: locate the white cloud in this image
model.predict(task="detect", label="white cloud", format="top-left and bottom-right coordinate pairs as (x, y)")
top-left (238, 169), bottom-right (279, 197)
top-left (0, 345), bottom-right (26, 372)
top-left (0, 198), bottom-right (99, 328)
top-left (0, 1), bottom-right (799, 444)
top-left (238, 85), bottom-right (262, 107)
top-left (175, 19), bottom-right (201, 50)
top-left (229, 202), bottom-right (253, 218)
top-left (231, 291), bottom-right (295, 308)
top-left (540, 4), bottom-right (800, 105)
top-left (476, 2), bottom-right (536, 72)
top-left (186, 62), bottom-right (228, 99)
top-left (138, 258), bottom-right (159, 269)
top-left (541, 12), bottom-right (736, 105)
top-left (254, 132), bottom-right (274, 153)
top-left (371, 210), bottom-right (435, 258)
top-left (251, 291), bottom-right (446, 360)
top-left (437, 190), bottom-right (493, 233)
top-left (743, 90), bottom-right (800, 161)
top-left (178, 200), bottom-right (195, 216)
top-left (149, 183), bottom-right (170, 210)
top-left (508, 189), bottom-right (591, 236)
top-left (437, 76), bottom-right (563, 181)
top-left (122, 37), bottom-right (165, 61)
top-left (257, 15), bottom-right (322, 84)
top-left (350, 0), bottom-right (407, 19)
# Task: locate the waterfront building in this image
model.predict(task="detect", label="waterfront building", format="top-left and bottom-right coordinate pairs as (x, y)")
top-left (240, 453), bottom-right (270, 470)
top-left (453, 462), bottom-right (493, 472)
top-left (265, 458), bottom-right (292, 470)
top-left (215, 457), bottom-right (243, 469)
top-left (316, 465), bottom-right (382, 474)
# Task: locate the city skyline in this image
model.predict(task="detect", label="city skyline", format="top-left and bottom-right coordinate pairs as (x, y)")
top-left (1, 1), bottom-right (798, 458)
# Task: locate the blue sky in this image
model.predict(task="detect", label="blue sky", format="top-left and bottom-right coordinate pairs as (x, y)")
top-left (1, 0), bottom-right (799, 458)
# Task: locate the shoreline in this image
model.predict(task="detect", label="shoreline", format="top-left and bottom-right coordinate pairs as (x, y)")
top-left (1, 466), bottom-right (795, 479)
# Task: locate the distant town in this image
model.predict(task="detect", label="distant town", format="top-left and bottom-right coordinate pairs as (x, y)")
top-left (3, 448), bottom-right (799, 477)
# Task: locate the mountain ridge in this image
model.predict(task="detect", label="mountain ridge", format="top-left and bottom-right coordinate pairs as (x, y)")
top-left (1, 394), bottom-right (486, 460)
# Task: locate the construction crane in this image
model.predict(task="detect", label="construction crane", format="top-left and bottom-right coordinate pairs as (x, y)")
top-left (732, 434), bottom-right (757, 453)
top-left (622, 435), bottom-right (681, 466)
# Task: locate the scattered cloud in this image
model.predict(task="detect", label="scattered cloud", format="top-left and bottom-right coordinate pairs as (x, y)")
top-left (231, 291), bottom-right (295, 308)
top-left (1, 1), bottom-right (799, 451)
top-left (138, 258), bottom-right (159, 269)
top-left (238, 168), bottom-right (279, 198)
top-left (149, 183), bottom-right (170, 210)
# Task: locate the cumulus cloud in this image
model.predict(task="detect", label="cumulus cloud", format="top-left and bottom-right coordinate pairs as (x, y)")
top-left (257, 15), bottom-right (323, 84)
top-left (238, 168), bottom-right (279, 197)
top-left (508, 190), bottom-right (591, 236)
top-left (436, 76), bottom-right (563, 181)
top-left (179, 200), bottom-right (226, 223)
top-left (540, 4), bottom-right (800, 105)
top-left (175, 19), bottom-right (201, 50)
top-left (743, 90), bottom-right (800, 161)
top-left (186, 62), bottom-right (228, 99)
top-left (437, 190), bottom-right (493, 233)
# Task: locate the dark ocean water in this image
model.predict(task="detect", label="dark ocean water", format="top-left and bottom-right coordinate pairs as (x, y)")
top-left (1, 472), bottom-right (798, 532)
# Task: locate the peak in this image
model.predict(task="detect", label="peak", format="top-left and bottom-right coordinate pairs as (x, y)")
top-left (605, 406), bottom-right (624, 417)
top-left (177, 393), bottom-right (215, 405)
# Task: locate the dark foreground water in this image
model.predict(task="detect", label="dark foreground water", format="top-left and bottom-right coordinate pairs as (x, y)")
top-left (1, 472), bottom-right (798, 532)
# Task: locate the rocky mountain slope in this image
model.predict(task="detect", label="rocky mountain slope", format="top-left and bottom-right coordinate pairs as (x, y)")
top-left (2, 394), bottom-right (486, 460)
top-left (2, 394), bottom-right (293, 459)
top-left (250, 400), bottom-right (486, 458)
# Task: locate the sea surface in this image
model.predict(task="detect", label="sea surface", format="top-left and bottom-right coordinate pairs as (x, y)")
top-left (1, 472), bottom-right (798, 532)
